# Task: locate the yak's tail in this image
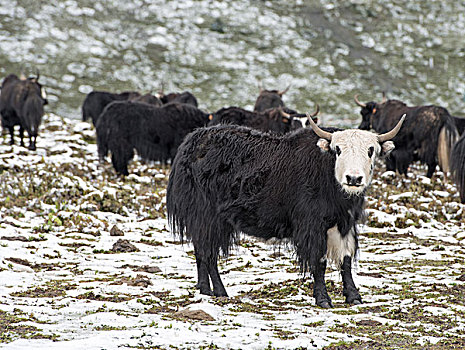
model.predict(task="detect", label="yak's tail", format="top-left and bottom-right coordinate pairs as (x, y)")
top-left (437, 113), bottom-right (459, 176)
top-left (22, 94), bottom-right (44, 136)
top-left (451, 134), bottom-right (465, 203)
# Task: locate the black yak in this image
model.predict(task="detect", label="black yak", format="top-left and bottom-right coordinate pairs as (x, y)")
top-left (159, 91), bottom-right (198, 107)
top-left (208, 105), bottom-right (316, 133)
top-left (96, 101), bottom-right (209, 175)
top-left (81, 90), bottom-right (141, 126)
top-left (356, 94), bottom-right (459, 178)
top-left (0, 73), bottom-right (48, 150)
top-left (451, 133), bottom-right (465, 203)
top-left (167, 113), bottom-right (405, 308)
top-left (253, 85), bottom-right (290, 112)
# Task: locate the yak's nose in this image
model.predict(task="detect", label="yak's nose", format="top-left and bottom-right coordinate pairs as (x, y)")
top-left (346, 175), bottom-right (363, 186)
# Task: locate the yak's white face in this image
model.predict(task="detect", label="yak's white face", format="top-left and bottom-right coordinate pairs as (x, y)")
top-left (317, 129), bottom-right (395, 195)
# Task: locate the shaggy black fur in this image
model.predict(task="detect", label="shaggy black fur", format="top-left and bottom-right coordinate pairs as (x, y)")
top-left (453, 116), bottom-right (465, 135)
top-left (208, 107), bottom-right (302, 133)
top-left (96, 101), bottom-right (209, 175)
top-left (0, 74), bottom-right (48, 150)
top-left (358, 99), bottom-right (459, 178)
top-left (81, 90), bottom-right (141, 126)
top-left (451, 133), bottom-right (465, 203)
top-left (167, 125), bottom-right (368, 307)
top-left (159, 91), bottom-right (198, 107)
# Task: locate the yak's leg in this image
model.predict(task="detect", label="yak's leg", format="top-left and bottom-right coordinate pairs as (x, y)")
top-left (312, 259), bottom-right (333, 308)
top-left (341, 256), bottom-right (362, 305)
top-left (194, 246), bottom-right (213, 296)
top-left (19, 126), bottom-right (25, 147)
top-left (426, 160), bottom-right (437, 179)
top-left (110, 143), bottom-right (133, 176)
top-left (326, 226), bottom-right (361, 305)
top-left (111, 153), bottom-right (129, 176)
top-left (7, 126), bottom-right (15, 145)
top-left (207, 254), bottom-right (228, 297)
top-left (28, 135), bottom-right (37, 151)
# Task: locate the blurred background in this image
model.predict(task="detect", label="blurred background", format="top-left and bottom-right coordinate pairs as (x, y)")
top-left (1, 0), bottom-right (464, 126)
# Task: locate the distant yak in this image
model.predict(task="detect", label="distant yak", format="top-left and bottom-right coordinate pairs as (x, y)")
top-left (159, 91), bottom-right (198, 107)
top-left (96, 101), bottom-right (209, 175)
top-left (0, 72), bottom-right (48, 150)
top-left (82, 90), bottom-right (141, 126)
top-left (356, 93), bottom-right (459, 178)
top-left (254, 85), bottom-right (290, 112)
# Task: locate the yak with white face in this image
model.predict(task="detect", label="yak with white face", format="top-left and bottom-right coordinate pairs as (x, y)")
top-left (312, 117), bottom-right (405, 195)
top-left (167, 114), bottom-right (405, 308)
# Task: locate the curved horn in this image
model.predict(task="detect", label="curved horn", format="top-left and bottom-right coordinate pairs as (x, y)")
top-left (381, 91), bottom-right (387, 104)
top-left (258, 80), bottom-right (263, 93)
top-left (158, 80), bottom-right (165, 96)
top-left (278, 84), bottom-right (290, 96)
top-left (35, 69), bottom-right (40, 81)
top-left (308, 104), bottom-right (319, 118)
top-left (307, 112), bottom-right (332, 140)
top-left (278, 107), bottom-right (291, 118)
top-left (378, 114), bottom-right (406, 142)
top-left (354, 94), bottom-right (366, 108)
top-left (19, 65), bottom-right (26, 80)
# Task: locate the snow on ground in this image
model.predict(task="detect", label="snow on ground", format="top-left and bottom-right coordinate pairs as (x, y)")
top-left (0, 114), bottom-right (464, 349)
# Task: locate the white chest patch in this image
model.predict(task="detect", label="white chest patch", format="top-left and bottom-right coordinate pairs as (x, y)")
top-left (325, 225), bottom-right (356, 267)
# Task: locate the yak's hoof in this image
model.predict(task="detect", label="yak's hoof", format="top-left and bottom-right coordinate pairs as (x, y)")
top-left (199, 287), bottom-right (214, 296)
top-left (28, 145), bottom-right (36, 151)
top-left (317, 300), bottom-right (333, 309)
top-left (213, 290), bottom-right (228, 298)
top-left (345, 294), bottom-right (363, 305)
top-left (346, 298), bottom-right (362, 305)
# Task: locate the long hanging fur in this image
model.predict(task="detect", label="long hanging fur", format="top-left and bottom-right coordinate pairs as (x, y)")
top-left (437, 110), bottom-right (460, 175)
top-left (167, 125), bottom-right (364, 274)
top-left (451, 133), bottom-right (465, 203)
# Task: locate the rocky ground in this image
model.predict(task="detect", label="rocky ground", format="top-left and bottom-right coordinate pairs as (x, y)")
top-left (0, 114), bottom-right (464, 349)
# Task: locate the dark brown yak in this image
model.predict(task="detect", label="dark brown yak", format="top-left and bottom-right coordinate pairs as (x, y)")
top-left (0, 72), bottom-right (48, 150)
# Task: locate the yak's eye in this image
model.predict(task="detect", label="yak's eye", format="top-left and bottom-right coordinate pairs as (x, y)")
top-left (368, 146), bottom-right (374, 158)
top-left (335, 146), bottom-right (341, 156)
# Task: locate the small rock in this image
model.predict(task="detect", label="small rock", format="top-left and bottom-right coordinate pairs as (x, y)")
top-left (356, 319), bottom-right (382, 327)
top-left (127, 274), bottom-right (152, 288)
top-left (210, 18), bottom-right (225, 33)
top-left (111, 239), bottom-right (139, 253)
top-left (110, 225), bottom-right (124, 236)
top-left (139, 265), bottom-right (162, 273)
top-left (173, 309), bottom-right (215, 321)
top-left (457, 274), bottom-right (465, 281)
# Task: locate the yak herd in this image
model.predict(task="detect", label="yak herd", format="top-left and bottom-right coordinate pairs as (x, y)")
top-left (1, 71), bottom-right (465, 308)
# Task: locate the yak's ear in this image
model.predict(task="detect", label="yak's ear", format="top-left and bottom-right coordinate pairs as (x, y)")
top-left (380, 141), bottom-right (395, 156)
top-left (317, 138), bottom-right (330, 152)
